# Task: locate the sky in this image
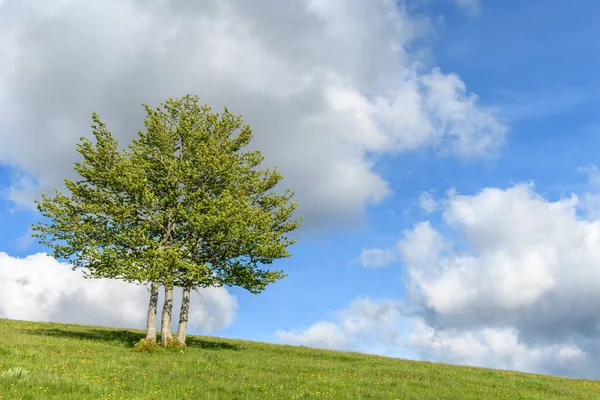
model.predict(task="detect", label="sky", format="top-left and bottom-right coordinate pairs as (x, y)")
top-left (2, 0), bottom-right (600, 380)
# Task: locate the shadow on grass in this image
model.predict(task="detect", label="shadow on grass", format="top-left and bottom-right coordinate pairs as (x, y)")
top-left (185, 336), bottom-right (239, 351)
top-left (23, 328), bottom-right (239, 351)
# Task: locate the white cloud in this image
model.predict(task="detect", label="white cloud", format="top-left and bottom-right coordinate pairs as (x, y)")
top-left (400, 184), bottom-right (597, 321)
top-left (5, 171), bottom-right (38, 213)
top-left (397, 182), bottom-right (600, 378)
top-left (0, 252), bottom-right (237, 333)
top-left (276, 297), bottom-right (416, 358)
top-left (276, 321), bottom-right (348, 350)
top-left (418, 191), bottom-right (438, 213)
top-left (358, 248), bottom-right (396, 268)
top-left (409, 321), bottom-right (591, 377)
top-left (190, 286), bottom-right (238, 332)
top-left (356, 190), bottom-right (443, 270)
top-left (0, 0), bottom-right (505, 226)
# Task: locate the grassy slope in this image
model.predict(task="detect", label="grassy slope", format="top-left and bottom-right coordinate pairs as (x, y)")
top-left (1, 319), bottom-right (599, 399)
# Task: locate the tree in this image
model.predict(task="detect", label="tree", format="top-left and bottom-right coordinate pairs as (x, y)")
top-left (33, 95), bottom-right (301, 346)
top-left (129, 96), bottom-right (301, 345)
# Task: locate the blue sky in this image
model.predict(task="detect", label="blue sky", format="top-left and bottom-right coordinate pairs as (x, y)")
top-left (2, 0), bottom-right (600, 379)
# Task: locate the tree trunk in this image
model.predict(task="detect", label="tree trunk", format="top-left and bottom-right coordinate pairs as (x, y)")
top-left (160, 285), bottom-right (174, 345)
top-left (176, 284), bottom-right (192, 345)
top-left (145, 282), bottom-right (159, 341)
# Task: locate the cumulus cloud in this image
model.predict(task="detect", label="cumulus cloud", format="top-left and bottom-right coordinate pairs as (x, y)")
top-left (0, 252), bottom-right (237, 332)
top-left (276, 321), bottom-right (348, 351)
top-left (0, 0), bottom-right (505, 226)
top-left (358, 248), bottom-right (396, 268)
top-left (399, 182), bottom-right (600, 378)
top-left (357, 203), bottom-right (446, 270)
top-left (401, 184), bottom-right (592, 327)
top-left (408, 321), bottom-right (592, 378)
top-left (276, 297), bottom-right (416, 358)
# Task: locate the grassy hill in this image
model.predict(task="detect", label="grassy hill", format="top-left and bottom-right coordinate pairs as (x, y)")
top-left (1, 319), bottom-right (599, 399)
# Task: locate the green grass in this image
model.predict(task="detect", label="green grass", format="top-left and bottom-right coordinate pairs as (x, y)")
top-left (1, 319), bottom-right (599, 399)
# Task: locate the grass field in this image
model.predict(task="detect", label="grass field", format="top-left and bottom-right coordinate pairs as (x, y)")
top-left (1, 319), bottom-right (599, 399)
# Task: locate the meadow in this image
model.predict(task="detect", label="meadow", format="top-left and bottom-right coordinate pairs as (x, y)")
top-left (1, 318), bottom-right (599, 399)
